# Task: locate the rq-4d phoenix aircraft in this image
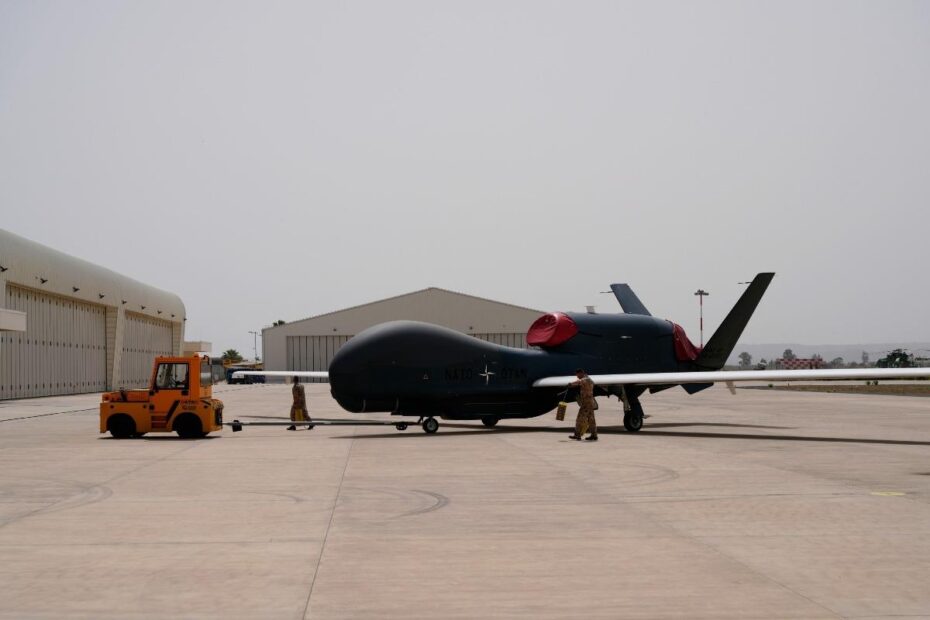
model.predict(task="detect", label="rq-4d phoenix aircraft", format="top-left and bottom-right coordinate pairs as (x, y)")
top-left (236, 273), bottom-right (929, 434)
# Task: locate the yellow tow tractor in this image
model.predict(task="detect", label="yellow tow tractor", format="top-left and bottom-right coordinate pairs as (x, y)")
top-left (100, 354), bottom-right (224, 438)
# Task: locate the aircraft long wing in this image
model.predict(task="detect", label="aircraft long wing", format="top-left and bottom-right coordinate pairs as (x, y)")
top-left (233, 371), bottom-right (329, 381)
top-left (533, 367), bottom-right (930, 388)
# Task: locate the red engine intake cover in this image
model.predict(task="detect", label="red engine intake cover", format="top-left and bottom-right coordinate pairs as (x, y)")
top-left (526, 312), bottom-right (579, 347)
top-left (671, 322), bottom-right (702, 361)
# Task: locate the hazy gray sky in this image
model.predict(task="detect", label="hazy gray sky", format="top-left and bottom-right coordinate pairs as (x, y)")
top-left (2, 1), bottom-right (928, 357)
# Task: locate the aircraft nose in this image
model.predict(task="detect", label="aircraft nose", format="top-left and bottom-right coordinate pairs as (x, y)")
top-left (328, 320), bottom-right (494, 413)
top-left (329, 350), bottom-right (359, 388)
top-left (328, 329), bottom-right (373, 382)
top-left (329, 321), bottom-right (408, 380)
top-left (328, 329), bottom-right (378, 412)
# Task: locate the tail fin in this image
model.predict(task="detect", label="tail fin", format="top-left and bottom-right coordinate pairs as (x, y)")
top-left (609, 284), bottom-right (651, 316)
top-left (694, 273), bottom-right (774, 370)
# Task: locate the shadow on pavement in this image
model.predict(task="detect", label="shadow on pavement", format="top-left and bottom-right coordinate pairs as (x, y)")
top-left (636, 430), bottom-right (930, 446)
top-left (335, 421), bottom-right (930, 446)
top-left (97, 435), bottom-right (220, 441)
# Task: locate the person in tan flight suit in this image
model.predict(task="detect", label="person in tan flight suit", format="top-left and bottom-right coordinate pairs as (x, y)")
top-left (287, 376), bottom-right (313, 431)
top-left (568, 368), bottom-right (598, 441)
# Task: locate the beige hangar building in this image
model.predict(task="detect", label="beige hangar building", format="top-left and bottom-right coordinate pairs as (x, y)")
top-left (262, 288), bottom-right (546, 377)
top-left (0, 228), bottom-right (185, 400)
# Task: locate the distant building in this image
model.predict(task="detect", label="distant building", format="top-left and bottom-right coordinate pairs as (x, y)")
top-left (775, 357), bottom-right (825, 370)
top-left (262, 288), bottom-right (544, 379)
top-left (0, 229), bottom-right (185, 399)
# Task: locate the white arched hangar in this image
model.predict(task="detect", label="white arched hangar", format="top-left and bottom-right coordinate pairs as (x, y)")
top-left (0, 228), bottom-right (185, 399)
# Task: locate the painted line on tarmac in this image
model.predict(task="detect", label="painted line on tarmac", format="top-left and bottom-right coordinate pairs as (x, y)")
top-left (0, 407), bottom-right (96, 424)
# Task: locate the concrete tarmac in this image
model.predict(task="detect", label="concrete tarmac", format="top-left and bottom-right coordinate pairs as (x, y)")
top-left (0, 383), bottom-right (928, 619)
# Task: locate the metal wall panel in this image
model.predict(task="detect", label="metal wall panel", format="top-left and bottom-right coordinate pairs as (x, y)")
top-left (287, 335), bottom-right (351, 382)
top-left (119, 312), bottom-right (174, 388)
top-left (473, 333), bottom-right (528, 349)
top-left (1, 285), bottom-right (106, 399)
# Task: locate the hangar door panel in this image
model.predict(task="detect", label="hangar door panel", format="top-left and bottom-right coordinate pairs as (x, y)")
top-left (287, 335), bottom-right (351, 382)
top-left (120, 312), bottom-right (174, 388)
top-left (1, 285), bottom-right (106, 400)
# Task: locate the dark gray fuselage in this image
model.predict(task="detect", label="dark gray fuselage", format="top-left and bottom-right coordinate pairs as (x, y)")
top-left (328, 315), bottom-right (697, 420)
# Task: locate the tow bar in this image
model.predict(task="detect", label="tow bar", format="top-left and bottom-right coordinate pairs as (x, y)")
top-left (227, 418), bottom-right (411, 432)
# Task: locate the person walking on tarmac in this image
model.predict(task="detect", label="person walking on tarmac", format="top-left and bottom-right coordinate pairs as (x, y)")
top-left (568, 368), bottom-right (598, 441)
top-left (287, 376), bottom-right (313, 431)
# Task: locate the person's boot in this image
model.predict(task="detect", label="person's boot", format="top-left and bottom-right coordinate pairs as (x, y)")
top-left (585, 434), bottom-right (598, 441)
top-left (568, 433), bottom-right (582, 440)
top-left (287, 425), bottom-right (296, 431)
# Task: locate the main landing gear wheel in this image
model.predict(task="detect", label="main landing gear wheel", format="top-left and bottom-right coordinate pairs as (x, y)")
top-left (622, 395), bottom-right (645, 432)
top-left (623, 412), bottom-right (643, 432)
top-left (422, 417), bottom-right (439, 434)
top-left (480, 416), bottom-right (499, 428)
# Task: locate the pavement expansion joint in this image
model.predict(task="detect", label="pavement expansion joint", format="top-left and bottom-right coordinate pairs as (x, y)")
top-left (302, 428), bottom-right (356, 619)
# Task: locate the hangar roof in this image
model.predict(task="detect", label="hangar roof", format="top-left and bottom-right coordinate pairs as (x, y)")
top-left (264, 287), bottom-right (545, 336)
top-left (0, 228), bottom-right (185, 321)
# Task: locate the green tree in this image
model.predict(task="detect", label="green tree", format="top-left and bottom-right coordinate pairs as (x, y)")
top-left (222, 349), bottom-right (243, 363)
top-left (738, 352), bottom-right (753, 369)
top-left (273, 320), bottom-right (286, 326)
top-left (829, 357), bottom-right (845, 369)
top-left (877, 349), bottom-right (913, 368)
top-left (782, 348), bottom-right (796, 360)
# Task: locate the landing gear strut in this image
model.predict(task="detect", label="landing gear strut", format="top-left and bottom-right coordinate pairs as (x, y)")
top-left (422, 417), bottom-right (439, 434)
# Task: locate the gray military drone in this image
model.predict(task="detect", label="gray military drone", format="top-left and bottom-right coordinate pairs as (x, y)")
top-left (238, 273), bottom-right (928, 434)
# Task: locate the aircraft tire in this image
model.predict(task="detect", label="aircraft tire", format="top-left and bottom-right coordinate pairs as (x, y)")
top-left (623, 412), bottom-right (643, 432)
top-left (396, 423), bottom-right (408, 431)
top-left (480, 416), bottom-right (499, 428)
top-left (422, 417), bottom-right (439, 434)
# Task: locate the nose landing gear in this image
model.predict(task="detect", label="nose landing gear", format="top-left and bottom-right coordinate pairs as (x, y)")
top-left (421, 417), bottom-right (439, 434)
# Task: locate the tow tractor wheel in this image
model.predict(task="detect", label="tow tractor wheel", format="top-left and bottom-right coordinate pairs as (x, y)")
top-left (422, 417), bottom-right (439, 434)
top-left (108, 414), bottom-right (135, 439)
top-left (480, 416), bottom-right (499, 428)
top-left (175, 414), bottom-right (205, 439)
top-left (395, 423), bottom-right (408, 431)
